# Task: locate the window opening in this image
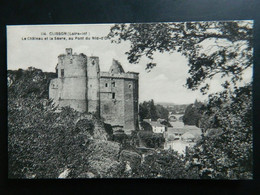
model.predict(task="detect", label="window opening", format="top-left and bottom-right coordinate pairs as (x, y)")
top-left (112, 92), bottom-right (115, 99)
top-left (105, 83), bottom-right (108, 87)
top-left (112, 82), bottom-right (115, 87)
top-left (61, 69), bottom-right (64, 77)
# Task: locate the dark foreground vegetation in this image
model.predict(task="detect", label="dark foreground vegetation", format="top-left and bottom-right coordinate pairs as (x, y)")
top-left (8, 68), bottom-right (252, 179)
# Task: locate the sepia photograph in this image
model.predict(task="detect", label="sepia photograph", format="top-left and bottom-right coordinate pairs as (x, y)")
top-left (7, 21), bottom-right (253, 179)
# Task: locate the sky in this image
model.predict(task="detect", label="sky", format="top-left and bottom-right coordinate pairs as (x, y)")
top-left (7, 23), bottom-right (252, 104)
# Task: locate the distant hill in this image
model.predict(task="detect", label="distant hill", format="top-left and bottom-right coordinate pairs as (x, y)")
top-left (156, 102), bottom-right (189, 114)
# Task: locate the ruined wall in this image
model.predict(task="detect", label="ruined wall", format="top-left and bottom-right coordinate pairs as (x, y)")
top-left (86, 56), bottom-right (100, 115)
top-left (100, 76), bottom-right (125, 127)
top-left (123, 77), bottom-right (139, 134)
top-left (49, 48), bottom-right (139, 133)
top-left (49, 49), bottom-right (88, 112)
top-left (100, 72), bottom-right (139, 134)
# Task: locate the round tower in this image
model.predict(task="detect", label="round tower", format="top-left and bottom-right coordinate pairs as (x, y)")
top-left (53, 48), bottom-right (88, 112)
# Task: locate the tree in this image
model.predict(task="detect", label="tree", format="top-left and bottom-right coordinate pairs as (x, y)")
top-left (108, 21), bottom-right (253, 93)
top-left (139, 121), bottom-right (153, 131)
top-left (139, 100), bottom-right (169, 121)
top-left (186, 83), bottom-right (252, 179)
top-left (108, 21), bottom-right (253, 179)
top-left (130, 149), bottom-right (199, 179)
top-left (138, 131), bottom-right (165, 149)
top-left (183, 100), bottom-right (204, 126)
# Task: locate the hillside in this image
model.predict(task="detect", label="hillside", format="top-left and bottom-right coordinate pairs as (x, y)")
top-left (7, 67), bottom-right (201, 179)
top-left (8, 67), bottom-right (56, 99)
top-left (7, 67), bottom-right (141, 178)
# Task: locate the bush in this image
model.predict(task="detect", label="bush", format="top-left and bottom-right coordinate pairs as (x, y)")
top-left (140, 121), bottom-right (152, 131)
top-left (138, 131), bottom-right (165, 148)
top-left (186, 84), bottom-right (253, 179)
top-left (130, 150), bottom-right (199, 179)
top-left (8, 97), bottom-right (94, 178)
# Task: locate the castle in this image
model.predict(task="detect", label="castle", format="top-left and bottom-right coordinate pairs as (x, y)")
top-left (49, 48), bottom-right (139, 134)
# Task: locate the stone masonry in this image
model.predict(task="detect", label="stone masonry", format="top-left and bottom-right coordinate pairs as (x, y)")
top-left (49, 48), bottom-right (139, 134)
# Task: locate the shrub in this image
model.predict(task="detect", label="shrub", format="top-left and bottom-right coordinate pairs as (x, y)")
top-left (138, 131), bottom-right (165, 148)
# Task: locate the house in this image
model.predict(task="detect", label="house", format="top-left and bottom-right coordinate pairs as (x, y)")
top-left (167, 128), bottom-right (187, 140)
top-left (150, 121), bottom-right (166, 134)
top-left (181, 132), bottom-right (195, 142)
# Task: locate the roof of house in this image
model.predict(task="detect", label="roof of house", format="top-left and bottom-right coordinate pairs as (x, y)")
top-left (150, 122), bottom-right (165, 127)
top-left (184, 125), bottom-right (200, 131)
top-left (181, 132), bottom-right (195, 139)
top-left (168, 127), bottom-right (187, 134)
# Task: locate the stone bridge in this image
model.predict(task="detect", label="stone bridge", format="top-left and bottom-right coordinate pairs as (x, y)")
top-left (168, 114), bottom-right (183, 121)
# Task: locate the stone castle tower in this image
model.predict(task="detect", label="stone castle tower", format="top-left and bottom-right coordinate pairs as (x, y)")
top-left (49, 48), bottom-right (139, 134)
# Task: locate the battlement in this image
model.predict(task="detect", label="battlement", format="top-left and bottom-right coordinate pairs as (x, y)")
top-left (100, 71), bottom-right (139, 80)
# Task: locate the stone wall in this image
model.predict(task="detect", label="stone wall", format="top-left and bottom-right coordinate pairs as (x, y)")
top-left (49, 48), bottom-right (139, 134)
top-left (49, 52), bottom-right (88, 112)
top-left (100, 77), bottom-right (125, 127)
top-left (86, 56), bottom-right (100, 115)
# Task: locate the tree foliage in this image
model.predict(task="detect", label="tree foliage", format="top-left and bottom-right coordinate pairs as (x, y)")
top-left (186, 83), bottom-right (253, 179)
top-left (183, 100), bottom-right (204, 126)
top-left (138, 131), bottom-right (165, 149)
top-left (108, 21), bottom-right (253, 179)
top-left (108, 21), bottom-right (253, 93)
top-left (127, 150), bottom-right (199, 179)
top-left (8, 97), bottom-right (90, 178)
top-left (8, 68), bottom-right (56, 99)
top-left (139, 100), bottom-right (169, 121)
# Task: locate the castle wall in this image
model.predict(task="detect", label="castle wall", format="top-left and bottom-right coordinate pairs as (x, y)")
top-left (58, 99), bottom-right (86, 112)
top-left (86, 56), bottom-right (100, 115)
top-left (100, 73), bottom-right (139, 133)
top-left (49, 50), bottom-right (88, 112)
top-left (123, 78), bottom-right (139, 133)
top-left (49, 78), bottom-right (59, 105)
top-left (100, 77), bottom-right (125, 127)
top-left (49, 48), bottom-right (139, 134)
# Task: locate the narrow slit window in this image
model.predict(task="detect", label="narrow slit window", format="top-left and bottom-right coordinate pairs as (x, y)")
top-left (128, 84), bottom-right (132, 89)
top-left (61, 69), bottom-right (64, 77)
top-left (105, 83), bottom-right (108, 87)
top-left (112, 92), bottom-right (115, 99)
